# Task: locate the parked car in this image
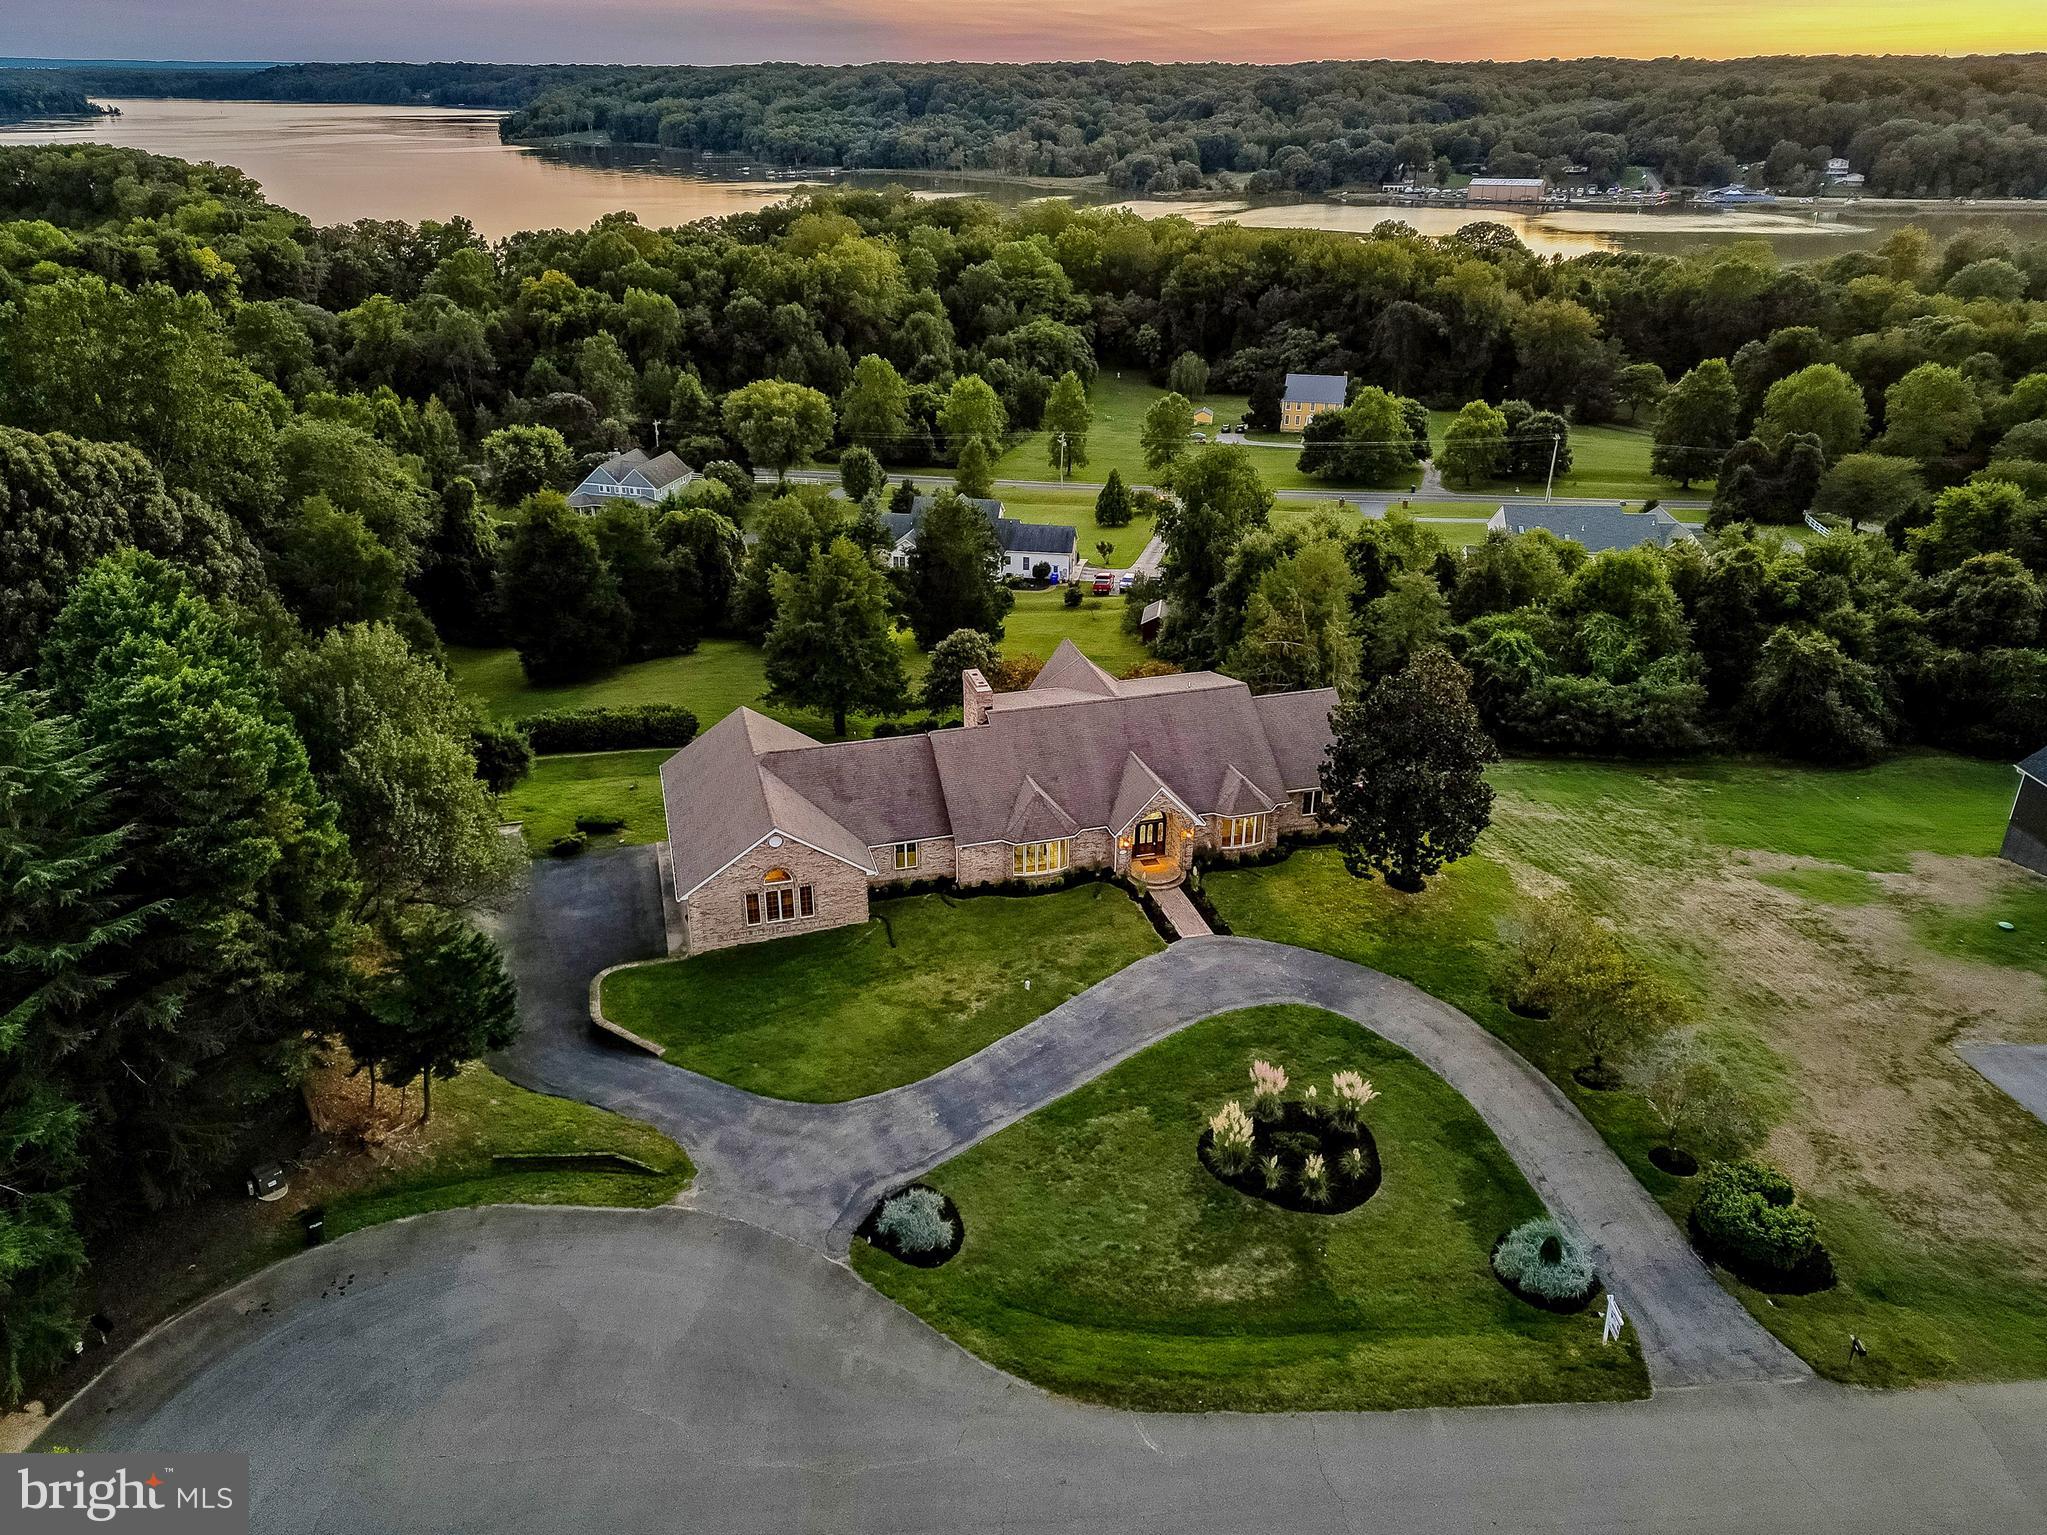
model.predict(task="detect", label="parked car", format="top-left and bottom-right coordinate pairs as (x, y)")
top-left (1190, 431), bottom-right (1207, 442)
top-left (1117, 572), bottom-right (1136, 591)
top-left (1092, 573), bottom-right (1116, 595)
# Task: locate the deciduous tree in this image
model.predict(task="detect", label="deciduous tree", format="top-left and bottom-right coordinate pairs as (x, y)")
top-left (764, 536), bottom-right (909, 736)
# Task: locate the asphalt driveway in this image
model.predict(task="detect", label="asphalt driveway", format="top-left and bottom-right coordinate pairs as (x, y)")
top-left (49, 1206), bottom-right (2047, 1535)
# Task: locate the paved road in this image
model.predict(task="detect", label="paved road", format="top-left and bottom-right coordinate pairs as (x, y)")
top-left (762, 467), bottom-right (1711, 512)
top-left (1958, 1042), bottom-right (2047, 1127)
top-left (490, 856), bottom-right (1802, 1388)
top-left (49, 1206), bottom-right (2047, 1534)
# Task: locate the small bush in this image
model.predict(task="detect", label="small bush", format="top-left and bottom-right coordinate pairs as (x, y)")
top-left (1299, 1152), bottom-right (1330, 1205)
top-left (875, 1187), bottom-right (954, 1254)
top-left (574, 813), bottom-right (627, 834)
top-left (1328, 1070), bottom-right (1379, 1132)
top-left (1260, 1155), bottom-right (1285, 1192)
top-left (1269, 1129), bottom-right (1320, 1162)
top-left (1208, 1100), bottom-right (1256, 1175)
top-left (1492, 1217), bottom-right (1597, 1308)
top-left (1337, 1146), bottom-right (1370, 1183)
top-left (1063, 583), bottom-right (1083, 608)
top-left (1689, 1159), bottom-right (1834, 1291)
top-left (548, 832), bottom-right (588, 858)
top-left (515, 704), bottom-right (700, 753)
top-left (1249, 1058), bottom-right (1288, 1121)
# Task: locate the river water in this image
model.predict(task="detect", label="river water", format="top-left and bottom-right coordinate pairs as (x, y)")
top-left (6, 97), bottom-right (2045, 257)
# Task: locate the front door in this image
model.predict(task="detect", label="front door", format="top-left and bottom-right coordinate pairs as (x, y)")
top-left (1133, 813), bottom-right (1167, 859)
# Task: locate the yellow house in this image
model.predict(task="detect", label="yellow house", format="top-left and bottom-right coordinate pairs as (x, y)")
top-left (1279, 372), bottom-right (1348, 433)
top-left (1192, 406), bottom-right (1214, 426)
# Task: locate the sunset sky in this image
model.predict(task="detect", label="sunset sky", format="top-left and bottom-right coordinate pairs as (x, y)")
top-left (21, 0), bottom-right (2047, 66)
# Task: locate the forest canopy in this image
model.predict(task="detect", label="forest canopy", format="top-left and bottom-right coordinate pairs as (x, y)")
top-left (57, 54), bottom-right (2047, 197)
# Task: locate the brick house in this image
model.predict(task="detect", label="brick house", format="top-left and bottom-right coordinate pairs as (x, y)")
top-left (658, 640), bottom-right (1336, 955)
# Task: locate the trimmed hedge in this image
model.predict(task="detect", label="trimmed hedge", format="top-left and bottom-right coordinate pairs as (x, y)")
top-left (515, 704), bottom-right (699, 754)
top-left (1688, 1159), bottom-right (1836, 1293)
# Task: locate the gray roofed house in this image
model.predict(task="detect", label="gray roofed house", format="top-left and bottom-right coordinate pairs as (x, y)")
top-left (880, 493), bottom-right (1079, 579)
top-left (567, 447), bottom-right (697, 510)
top-left (1486, 503), bottom-right (1698, 553)
top-left (655, 639), bottom-right (1336, 955)
top-left (2003, 744), bottom-right (2047, 877)
top-left (1279, 372), bottom-right (1350, 433)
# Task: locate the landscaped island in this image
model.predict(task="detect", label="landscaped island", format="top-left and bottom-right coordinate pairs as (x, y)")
top-left (854, 1005), bottom-right (1648, 1411)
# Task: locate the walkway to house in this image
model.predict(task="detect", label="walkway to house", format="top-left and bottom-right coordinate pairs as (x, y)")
top-left (489, 850), bottom-right (1805, 1389)
top-left (1151, 882), bottom-right (1210, 938)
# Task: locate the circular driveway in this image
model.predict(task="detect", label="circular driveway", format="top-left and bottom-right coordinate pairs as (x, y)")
top-left (50, 1206), bottom-right (2047, 1534)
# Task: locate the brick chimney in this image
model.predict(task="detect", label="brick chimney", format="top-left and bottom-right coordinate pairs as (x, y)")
top-left (962, 667), bottom-right (994, 728)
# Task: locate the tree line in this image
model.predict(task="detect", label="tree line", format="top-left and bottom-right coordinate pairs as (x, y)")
top-left (53, 55), bottom-right (2047, 197)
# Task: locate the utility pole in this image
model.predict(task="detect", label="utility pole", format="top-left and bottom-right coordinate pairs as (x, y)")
top-left (1056, 431), bottom-right (1069, 482)
top-left (1545, 432), bottom-right (1560, 500)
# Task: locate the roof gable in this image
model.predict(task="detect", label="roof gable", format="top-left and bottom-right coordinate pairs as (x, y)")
top-left (1002, 775), bottom-right (1079, 843)
top-left (1282, 372), bottom-right (1349, 407)
top-left (1032, 639), bottom-right (1121, 698)
top-left (2019, 745), bottom-right (2047, 783)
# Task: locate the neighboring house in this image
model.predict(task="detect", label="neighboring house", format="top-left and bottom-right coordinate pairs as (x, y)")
top-left (2003, 746), bottom-right (2047, 877)
top-left (1468, 176), bottom-right (1546, 204)
top-left (1487, 503), bottom-right (1698, 553)
top-left (882, 494), bottom-right (1078, 580)
top-left (567, 447), bottom-right (696, 510)
top-left (1279, 373), bottom-right (1349, 433)
top-left (1192, 406), bottom-right (1215, 426)
top-left (657, 640), bottom-right (1335, 955)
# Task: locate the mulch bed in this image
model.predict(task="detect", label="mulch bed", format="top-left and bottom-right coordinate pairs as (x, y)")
top-left (857, 1184), bottom-right (965, 1267)
top-left (1649, 1144), bottom-right (1699, 1177)
top-left (1198, 1102), bottom-right (1381, 1215)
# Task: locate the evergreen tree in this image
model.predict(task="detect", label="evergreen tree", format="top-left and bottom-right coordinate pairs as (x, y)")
top-left (838, 444), bottom-right (884, 502)
top-left (0, 679), bottom-right (144, 1404)
top-left (1324, 648), bottom-right (1498, 892)
top-left (906, 490), bottom-right (1012, 649)
top-left (40, 552), bottom-right (355, 1210)
top-left (495, 494), bottom-right (631, 681)
top-left (1095, 468), bottom-right (1133, 528)
top-left (764, 537), bottom-right (910, 736)
top-left (369, 915), bottom-right (520, 1123)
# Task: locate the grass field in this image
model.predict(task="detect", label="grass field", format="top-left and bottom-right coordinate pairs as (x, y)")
top-left (853, 1004), bottom-right (1649, 1412)
top-left (498, 749), bottom-right (669, 853)
top-left (451, 587), bottom-right (1147, 735)
top-left (1424, 410), bottom-right (1704, 502)
top-left (1205, 752), bottom-right (2047, 1388)
top-left (602, 883), bottom-right (1162, 1101)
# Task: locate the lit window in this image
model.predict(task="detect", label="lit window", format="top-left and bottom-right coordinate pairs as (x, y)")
top-left (1011, 838), bottom-right (1070, 876)
top-left (1219, 814), bottom-right (1267, 850)
top-left (894, 841), bottom-right (920, 871)
top-left (763, 868), bottom-right (791, 883)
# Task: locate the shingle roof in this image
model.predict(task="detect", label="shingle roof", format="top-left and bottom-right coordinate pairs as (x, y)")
top-left (659, 709), bottom-right (878, 899)
top-left (2019, 745), bottom-right (2047, 783)
top-left (884, 495), bottom-right (1076, 558)
top-left (1494, 503), bottom-right (1697, 553)
top-left (1282, 372), bottom-right (1349, 408)
top-left (658, 642), bottom-right (1338, 884)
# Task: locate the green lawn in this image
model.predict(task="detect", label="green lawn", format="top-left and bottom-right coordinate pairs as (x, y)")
top-left (998, 486), bottom-right (1155, 567)
top-left (327, 1061), bottom-right (695, 1239)
top-left (602, 883), bottom-right (1164, 1101)
top-left (498, 748), bottom-right (670, 853)
top-left (452, 587), bottom-right (1148, 735)
top-left (1205, 752), bottom-right (2047, 1389)
top-left (854, 1004), bottom-right (1649, 1412)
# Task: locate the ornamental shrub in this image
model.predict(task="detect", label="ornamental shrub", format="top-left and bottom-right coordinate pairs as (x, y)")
top-left (1329, 1070), bottom-right (1379, 1131)
top-left (1260, 1155), bottom-right (1285, 1192)
top-left (1690, 1160), bottom-right (1829, 1282)
top-left (514, 704), bottom-right (700, 753)
top-left (574, 813), bottom-right (627, 834)
top-left (1492, 1217), bottom-right (1596, 1304)
top-left (1300, 1152), bottom-right (1330, 1206)
top-left (875, 1187), bottom-right (954, 1254)
top-left (1338, 1146), bottom-right (1370, 1183)
top-left (548, 831), bottom-right (588, 857)
top-left (1249, 1058), bottom-right (1288, 1121)
top-left (1208, 1100), bottom-right (1256, 1175)
top-left (1269, 1129), bottom-right (1319, 1162)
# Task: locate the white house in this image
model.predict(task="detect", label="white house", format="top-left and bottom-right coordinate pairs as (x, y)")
top-left (883, 494), bottom-right (1079, 581)
top-left (567, 448), bottom-right (696, 510)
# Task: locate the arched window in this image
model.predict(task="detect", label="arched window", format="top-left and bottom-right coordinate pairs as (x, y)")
top-left (762, 868), bottom-right (792, 884)
top-left (748, 867), bottom-right (813, 926)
